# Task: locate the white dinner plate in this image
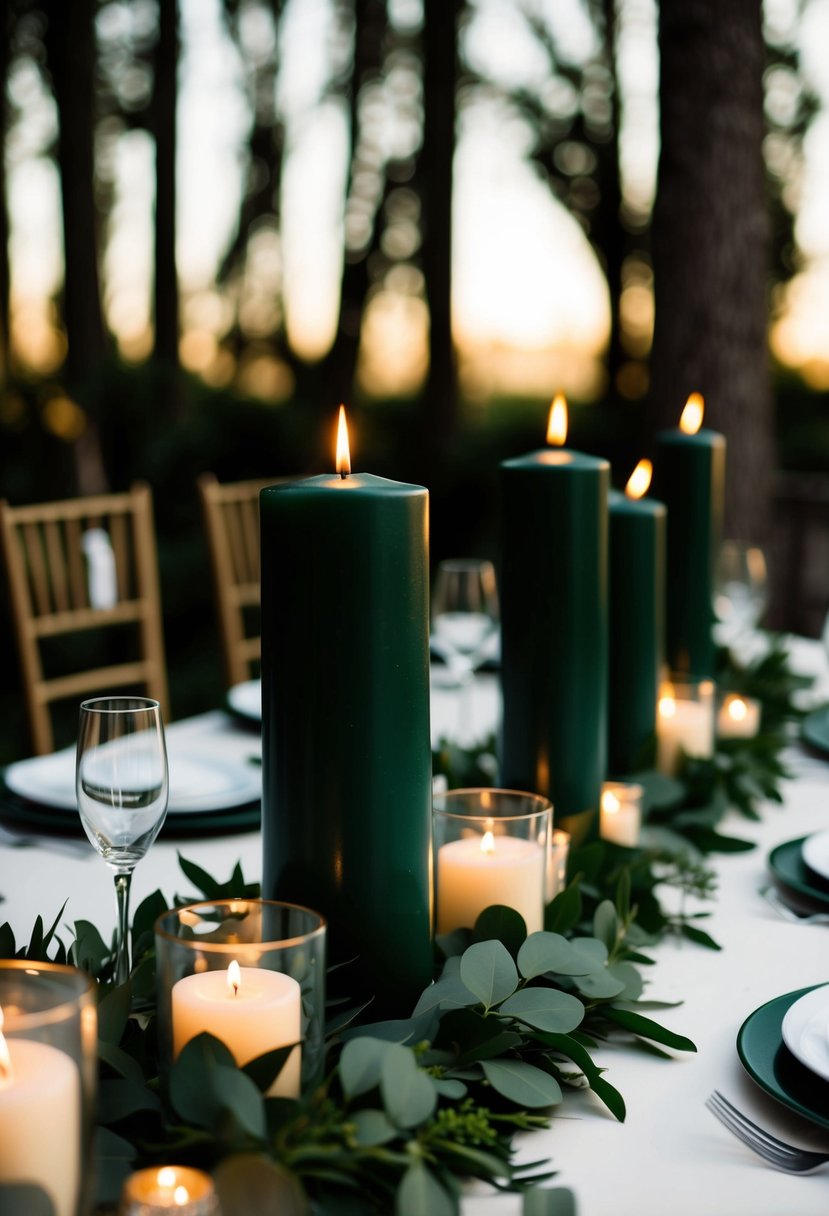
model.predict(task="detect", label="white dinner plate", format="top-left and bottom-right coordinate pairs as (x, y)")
top-left (226, 679), bottom-right (262, 722)
top-left (801, 830), bottom-right (829, 883)
top-left (781, 983), bottom-right (829, 1083)
top-left (5, 745), bottom-right (261, 815)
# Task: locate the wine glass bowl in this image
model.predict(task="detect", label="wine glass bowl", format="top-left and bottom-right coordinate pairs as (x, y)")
top-left (431, 559), bottom-right (499, 686)
top-left (714, 541), bottom-right (768, 644)
top-left (76, 696), bottom-right (168, 982)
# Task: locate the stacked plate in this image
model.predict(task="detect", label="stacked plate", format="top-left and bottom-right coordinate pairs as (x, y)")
top-left (768, 828), bottom-right (829, 916)
top-left (0, 743), bottom-right (261, 838)
top-left (739, 984), bottom-right (829, 1130)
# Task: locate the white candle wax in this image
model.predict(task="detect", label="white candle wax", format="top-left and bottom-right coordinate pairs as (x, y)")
top-left (172, 965), bottom-right (301, 1097)
top-left (0, 1038), bottom-right (80, 1216)
top-left (437, 834), bottom-right (545, 934)
top-left (657, 695), bottom-right (714, 775)
top-left (600, 788), bottom-right (642, 848)
top-left (717, 694), bottom-right (761, 739)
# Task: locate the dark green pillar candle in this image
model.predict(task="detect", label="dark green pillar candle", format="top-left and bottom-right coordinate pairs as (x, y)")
top-left (259, 473), bottom-right (433, 1014)
top-left (652, 404), bottom-right (725, 678)
top-left (608, 483), bottom-right (666, 775)
top-left (500, 447), bottom-right (609, 841)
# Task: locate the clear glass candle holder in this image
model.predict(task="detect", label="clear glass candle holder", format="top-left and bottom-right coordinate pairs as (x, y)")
top-left (0, 960), bottom-right (97, 1216)
top-left (155, 900), bottom-right (326, 1099)
top-left (433, 788), bottom-right (553, 936)
top-left (547, 829), bottom-right (571, 898)
top-left (656, 676), bottom-right (715, 776)
top-left (120, 1165), bottom-right (219, 1216)
top-left (600, 782), bottom-right (644, 848)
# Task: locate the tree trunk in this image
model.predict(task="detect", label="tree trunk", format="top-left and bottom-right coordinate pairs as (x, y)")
top-left (152, 0), bottom-right (179, 369)
top-left (420, 0), bottom-right (459, 449)
top-left (44, 0), bottom-right (109, 496)
top-left (650, 0), bottom-right (772, 542)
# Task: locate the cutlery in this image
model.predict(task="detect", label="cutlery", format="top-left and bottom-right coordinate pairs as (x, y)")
top-left (760, 886), bottom-right (829, 925)
top-left (706, 1090), bottom-right (829, 1173)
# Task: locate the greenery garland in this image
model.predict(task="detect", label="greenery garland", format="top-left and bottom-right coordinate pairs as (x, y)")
top-left (0, 637), bottom-right (809, 1215)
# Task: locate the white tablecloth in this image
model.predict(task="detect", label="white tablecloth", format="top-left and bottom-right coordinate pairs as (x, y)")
top-left (2, 643), bottom-right (829, 1215)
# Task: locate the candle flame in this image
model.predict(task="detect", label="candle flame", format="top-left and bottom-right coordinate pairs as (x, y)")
top-left (174, 1186), bottom-right (190, 1205)
top-left (625, 458), bottom-right (652, 500)
top-left (679, 393), bottom-right (704, 435)
top-left (658, 684), bottom-right (677, 719)
top-left (0, 1009), bottom-right (10, 1082)
top-left (546, 394), bottom-right (568, 446)
top-left (228, 960), bottom-right (241, 996)
top-left (601, 790), bottom-right (621, 814)
top-left (726, 695), bottom-right (747, 722)
top-left (158, 1168), bottom-right (177, 1189)
top-left (336, 404), bottom-right (351, 477)
top-left (480, 830), bottom-right (496, 855)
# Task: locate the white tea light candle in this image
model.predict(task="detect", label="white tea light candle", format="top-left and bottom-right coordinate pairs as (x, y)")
top-left (172, 962), bottom-right (301, 1097)
top-left (600, 783), bottom-right (643, 848)
top-left (120, 1164), bottom-right (218, 1215)
top-left (718, 694), bottom-right (760, 740)
top-left (656, 679), bottom-right (715, 775)
top-left (437, 831), bottom-right (546, 934)
top-left (0, 1009), bottom-right (81, 1216)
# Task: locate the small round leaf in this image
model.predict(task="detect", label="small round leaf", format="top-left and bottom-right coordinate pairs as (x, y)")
top-left (498, 986), bottom-right (584, 1033)
top-left (480, 1059), bottom-right (562, 1108)
top-left (460, 940), bottom-right (519, 1008)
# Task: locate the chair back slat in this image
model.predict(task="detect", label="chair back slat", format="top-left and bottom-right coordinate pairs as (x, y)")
top-left (198, 472), bottom-right (288, 688)
top-left (0, 484), bottom-right (169, 755)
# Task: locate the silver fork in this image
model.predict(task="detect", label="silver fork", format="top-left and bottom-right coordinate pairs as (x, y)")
top-left (706, 1090), bottom-right (829, 1173)
top-left (760, 886), bottom-right (829, 925)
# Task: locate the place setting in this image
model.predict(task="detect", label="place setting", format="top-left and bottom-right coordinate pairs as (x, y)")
top-left (766, 827), bottom-right (829, 919)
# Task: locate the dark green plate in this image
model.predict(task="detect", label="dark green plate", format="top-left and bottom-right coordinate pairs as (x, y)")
top-left (738, 985), bottom-right (829, 1129)
top-left (768, 837), bottom-right (829, 909)
top-left (801, 706), bottom-right (829, 756)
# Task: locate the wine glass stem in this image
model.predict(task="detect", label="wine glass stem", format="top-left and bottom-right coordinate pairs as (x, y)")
top-left (113, 870), bottom-right (133, 984)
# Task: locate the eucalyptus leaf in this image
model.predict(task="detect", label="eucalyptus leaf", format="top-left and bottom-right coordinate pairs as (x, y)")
top-left (342, 1010), bottom-right (438, 1045)
top-left (70, 919), bottom-right (108, 974)
top-left (243, 1044), bottom-right (298, 1093)
top-left (523, 1187), bottom-right (578, 1216)
top-left (603, 1006), bottom-right (697, 1052)
top-left (518, 932), bottom-right (596, 979)
top-left (93, 1127), bottom-right (136, 1206)
top-left (97, 980), bottom-right (131, 1046)
top-left (498, 987), bottom-right (585, 1034)
top-left (169, 1032), bottom-right (237, 1127)
top-left (97, 1039), bottom-right (145, 1084)
top-left (396, 1163), bottom-right (455, 1216)
top-left (459, 940), bottom-right (518, 1008)
top-left (412, 958), bottom-right (477, 1016)
top-left (212, 1064), bottom-right (268, 1140)
top-left (592, 901), bottom-right (618, 953)
top-left (544, 881), bottom-right (582, 935)
top-left (433, 1078), bottom-right (468, 1099)
top-left (569, 938), bottom-right (608, 966)
top-left (607, 962), bottom-right (643, 1001)
top-left (351, 1108), bottom-right (398, 1147)
top-left (481, 1059), bottom-right (562, 1108)
top-left (574, 970), bottom-right (626, 1000)
top-left (380, 1043), bottom-right (437, 1129)
top-left (339, 1036), bottom-right (391, 1098)
top-left (472, 905), bottom-right (528, 955)
top-left (97, 1077), bottom-right (161, 1123)
top-left (0, 1183), bottom-right (56, 1216)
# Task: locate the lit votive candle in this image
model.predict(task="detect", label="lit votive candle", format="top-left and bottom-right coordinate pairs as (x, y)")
top-left (600, 783), bottom-right (643, 848)
top-left (437, 831), bottom-right (546, 934)
top-left (120, 1165), bottom-right (218, 1215)
top-left (656, 678), bottom-right (715, 775)
top-left (717, 693), bottom-right (761, 740)
top-left (172, 961), bottom-right (301, 1097)
top-left (0, 1009), bottom-right (81, 1216)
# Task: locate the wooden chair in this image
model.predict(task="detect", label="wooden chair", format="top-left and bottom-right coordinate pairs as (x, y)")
top-left (198, 473), bottom-right (286, 689)
top-left (0, 483), bottom-right (169, 755)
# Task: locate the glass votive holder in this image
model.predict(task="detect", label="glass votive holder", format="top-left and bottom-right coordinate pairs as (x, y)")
top-left (0, 960), bottom-right (97, 1216)
top-left (433, 788), bottom-right (553, 936)
top-left (656, 676), bottom-right (715, 776)
top-left (119, 1166), bottom-right (218, 1216)
top-left (717, 692), bottom-right (761, 740)
top-left (547, 829), bottom-right (571, 898)
top-left (600, 782), bottom-right (643, 848)
top-left (155, 899), bottom-right (326, 1099)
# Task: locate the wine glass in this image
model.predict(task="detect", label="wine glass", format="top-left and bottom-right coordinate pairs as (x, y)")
top-left (714, 541), bottom-right (768, 645)
top-left (76, 697), bottom-right (169, 984)
top-left (431, 559), bottom-right (499, 687)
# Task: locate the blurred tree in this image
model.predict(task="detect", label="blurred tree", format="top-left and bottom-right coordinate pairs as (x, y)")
top-left (152, 0), bottom-right (179, 369)
top-left (650, 0), bottom-right (772, 542)
top-left (42, 0), bottom-right (109, 495)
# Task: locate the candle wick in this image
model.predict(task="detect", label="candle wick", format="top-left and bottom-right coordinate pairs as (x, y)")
top-left (232, 982), bottom-right (239, 997)
top-left (340, 470), bottom-right (348, 480)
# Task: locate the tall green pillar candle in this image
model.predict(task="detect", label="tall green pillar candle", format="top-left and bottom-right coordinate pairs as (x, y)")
top-left (500, 401), bottom-right (609, 841)
top-left (259, 429), bottom-right (432, 1014)
top-left (608, 460), bottom-right (666, 775)
top-left (651, 394), bottom-right (726, 678)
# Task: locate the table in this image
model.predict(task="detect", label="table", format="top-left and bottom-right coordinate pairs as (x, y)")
top-left (2, 644), bottom-right (829, 1216)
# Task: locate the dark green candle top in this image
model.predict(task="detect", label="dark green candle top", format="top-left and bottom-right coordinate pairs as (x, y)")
top-left (608, 488), bottom-right (666, 519)
top-left (503, 449), bottom-right (608, 473)
top-left (656, 427), bottom-right (725, 449)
